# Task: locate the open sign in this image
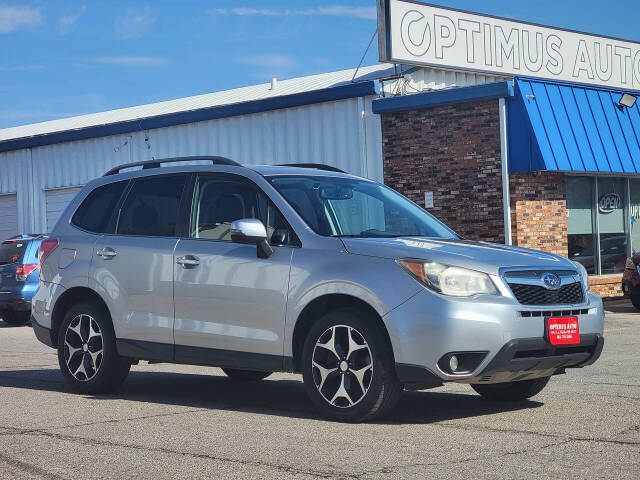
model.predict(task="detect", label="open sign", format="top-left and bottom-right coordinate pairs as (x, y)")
top-left (599, 193), bottom-right (621, 213)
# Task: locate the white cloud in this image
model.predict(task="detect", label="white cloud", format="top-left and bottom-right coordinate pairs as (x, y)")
top-left (94, 56), bottom-right (168, 67)
top-left (116, 6), bottom-right (155, 39)
top-left (209, 5), bottom-right (376, 20)
top-left (0, 64), bottom-right (45, 71)
top-left (239, 54), bottom-right (294, 68)
top-left (298, 6), bottom-right (376, 19)
top-left (0, 5), bottom-right (42, 34)
top-left (58, 5), bottom-right (86, 35)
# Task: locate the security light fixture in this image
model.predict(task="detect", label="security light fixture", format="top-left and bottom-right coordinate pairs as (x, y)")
top-left (618, 93), bottom-right (637, 110)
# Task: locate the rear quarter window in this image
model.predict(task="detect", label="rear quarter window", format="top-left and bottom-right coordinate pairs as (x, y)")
top-left (72, 181), bottom-right (128, 233)
top-left (0, 240), bottom-right (28, 265)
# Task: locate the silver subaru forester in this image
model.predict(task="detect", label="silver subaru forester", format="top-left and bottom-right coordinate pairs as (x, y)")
top-left (31, 157), bottom-right (604, 422)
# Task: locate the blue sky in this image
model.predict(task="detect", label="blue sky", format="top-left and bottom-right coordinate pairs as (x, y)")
top-left (1, 0), bottom-right (639, 129)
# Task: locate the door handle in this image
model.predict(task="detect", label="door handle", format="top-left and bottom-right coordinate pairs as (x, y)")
top-left (96, 247), bottom-right (117, 259)
top-left (176, 255), bottom-right (200, 268)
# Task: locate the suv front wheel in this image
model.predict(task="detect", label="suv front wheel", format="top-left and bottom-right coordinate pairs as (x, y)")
top-left (57, 302), bottom-right (131, 394)
top-left (301, 308), bottom-right (402, 422)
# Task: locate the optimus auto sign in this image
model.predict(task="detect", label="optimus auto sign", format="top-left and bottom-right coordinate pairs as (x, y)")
top-left (377, 0), bottom-right (640, 91)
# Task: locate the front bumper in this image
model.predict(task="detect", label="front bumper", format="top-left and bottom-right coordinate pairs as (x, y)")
top-left (384, 289), bottom-right (605, 385)
top-left (464, 334), bottom-right (604, 384)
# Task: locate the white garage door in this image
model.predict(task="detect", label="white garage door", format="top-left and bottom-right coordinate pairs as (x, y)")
top-left (0, 194), bottom-right (18, 241)
top-left (46, 187), bottom-right (81, 233)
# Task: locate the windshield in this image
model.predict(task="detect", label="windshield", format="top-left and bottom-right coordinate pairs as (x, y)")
top-left (269, 175), bottom-right (458, 239)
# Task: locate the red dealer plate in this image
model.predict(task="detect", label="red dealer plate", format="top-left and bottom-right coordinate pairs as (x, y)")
top-left (547, 317), bottom-right (580, 345)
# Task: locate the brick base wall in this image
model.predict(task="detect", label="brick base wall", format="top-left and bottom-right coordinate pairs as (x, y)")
top-left (589, 275), bottom-right (623, 299)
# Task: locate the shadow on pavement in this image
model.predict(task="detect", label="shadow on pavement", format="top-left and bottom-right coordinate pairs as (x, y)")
top-left (604, 299), bottom-right (639, 315)
top-left (0, 320), bottom-right (31, 328)
top-left (0, 367), bottom-right (542, 424)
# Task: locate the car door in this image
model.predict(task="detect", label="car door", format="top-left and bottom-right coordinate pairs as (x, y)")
top-left (90, 174), bottom-right (189, 349)
top-left (173, 173), bottom-right (295, 370)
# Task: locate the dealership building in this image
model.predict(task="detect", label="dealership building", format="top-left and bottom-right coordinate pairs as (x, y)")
top-left (1, 0), bottom-right (640, 298)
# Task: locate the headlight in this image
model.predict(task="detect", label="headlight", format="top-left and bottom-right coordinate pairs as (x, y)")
top-left (397, 259), bottom-right (498, 297)
top-left (572, 260), bottom-right (590, 292)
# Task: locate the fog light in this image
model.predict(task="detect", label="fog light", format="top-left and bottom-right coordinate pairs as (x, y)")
top-left (438, 352), bottom-right (488, 375)
top-left (449, 355), bottom-right (459, 372)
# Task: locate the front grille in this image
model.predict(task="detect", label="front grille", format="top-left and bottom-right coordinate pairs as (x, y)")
top-left (508, 281), bottom-right (584, 305)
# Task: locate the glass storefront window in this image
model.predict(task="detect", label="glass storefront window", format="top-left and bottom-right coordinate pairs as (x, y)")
top-left (597, 178), bottom-right (627, 274)
top-left (566, 176), bottom-right (636, 276)
top-left (630, 180), bottom-right (640, 254)
top-left (567, 177), bottom-right (596, 274)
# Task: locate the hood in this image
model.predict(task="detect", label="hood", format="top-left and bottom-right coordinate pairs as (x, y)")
top-left (340, 237), bottom-right (575, 275)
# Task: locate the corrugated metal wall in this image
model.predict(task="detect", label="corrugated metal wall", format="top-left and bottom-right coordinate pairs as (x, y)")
top-left (0, 96), bottom-right (381, 234)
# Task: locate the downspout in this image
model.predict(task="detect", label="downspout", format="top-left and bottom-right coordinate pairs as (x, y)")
top-left (499, 97), bottom-right (512, 246)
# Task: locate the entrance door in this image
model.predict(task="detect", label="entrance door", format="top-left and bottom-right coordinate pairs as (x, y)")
top-left (173, 173), bottom-right (295, 370)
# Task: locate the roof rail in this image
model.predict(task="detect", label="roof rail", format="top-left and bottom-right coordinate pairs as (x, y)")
top-left (276, 163), bottom-right (346, 173)
top-left (104, 156), bottom-right (241, 176)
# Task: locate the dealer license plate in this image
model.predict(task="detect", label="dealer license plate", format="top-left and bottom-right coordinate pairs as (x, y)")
top-left (547, 317), bottom-right (580, 345)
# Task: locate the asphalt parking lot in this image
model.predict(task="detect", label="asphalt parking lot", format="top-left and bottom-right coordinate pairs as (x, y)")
top-left (0, 303), bottom-right (638, 479)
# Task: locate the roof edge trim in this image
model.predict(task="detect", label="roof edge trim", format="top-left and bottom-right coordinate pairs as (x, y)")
top-left (371, 81), bottom-right (514, 114)
top-left (0, 81), bottom-right (377, 153)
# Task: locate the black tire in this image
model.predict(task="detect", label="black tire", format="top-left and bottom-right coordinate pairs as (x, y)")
top-left (301, 307), bottom-right (402, 422)
top-left (1, 311), bottom-right (30, 325)
top-left (222, 368), bottom-right (272, 381)
top-left (57, 301), bottom-right (130, 394)
top-left (471, 376), bottom-right (551, 401)
top-left (631, 289), bottom-right (640, 311)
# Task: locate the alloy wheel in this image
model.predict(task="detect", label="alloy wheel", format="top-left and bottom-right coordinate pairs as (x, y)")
top-left (311, 325), bottom-right (373, 408)
top-left (63, 314), bottom-right (103, 381)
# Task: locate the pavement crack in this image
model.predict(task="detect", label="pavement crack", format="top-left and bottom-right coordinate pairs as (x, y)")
top-left (356, 438), bottom-right (575, 477)
top-left (0, 451), bottom-right (66, 480)
top-left (1, 425), bottom-right (357, 479)
top-left (433, 422), bottom-right (640, 446)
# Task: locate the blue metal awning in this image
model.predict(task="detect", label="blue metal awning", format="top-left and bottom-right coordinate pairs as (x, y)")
top-left (509, 78), bottom-right (640, 173)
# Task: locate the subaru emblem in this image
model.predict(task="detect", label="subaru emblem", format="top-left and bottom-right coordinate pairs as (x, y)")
top-left (541, 272), bottom-right (561, 290)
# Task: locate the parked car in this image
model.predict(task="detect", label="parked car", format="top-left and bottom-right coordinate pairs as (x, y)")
top-left (622, 253), bottom-right (640, 309)
top-left (571, 235), bottom-right (627, 274)
top-left (0, 234), bottom-right (44, 325)
top-left (31, 157), bottom-right (605, 422)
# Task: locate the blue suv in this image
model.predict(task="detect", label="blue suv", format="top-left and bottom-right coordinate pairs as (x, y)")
top-left (0, 234), bottom-right (43, 325)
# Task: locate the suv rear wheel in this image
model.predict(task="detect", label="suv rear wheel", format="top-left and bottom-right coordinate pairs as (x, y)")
top-left (471, 376), bottom-right (550, 401)
top-left (222, 368), bottom-right (272, 381)
top-left (57, 302), bottom-right (130, 394)
top-left (301, 308), bottom-right (402, 422)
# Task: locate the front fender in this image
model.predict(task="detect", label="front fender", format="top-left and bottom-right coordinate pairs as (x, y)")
top-left (284, 248), bottom-right (421, 357)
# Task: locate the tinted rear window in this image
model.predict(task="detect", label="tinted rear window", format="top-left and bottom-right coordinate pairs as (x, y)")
top-left (117, 175), bottom-right (187, 237)
top-left (72, 181), bottom-right (128, 233)
top-left (0, 240), bottom-right (29, 265)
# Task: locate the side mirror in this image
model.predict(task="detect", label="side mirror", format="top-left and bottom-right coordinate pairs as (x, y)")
top-left (230, 219), bottom-right (273, 259)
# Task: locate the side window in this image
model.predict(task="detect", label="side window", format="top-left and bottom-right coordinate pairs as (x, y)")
top-left (191, 175), bottom-right (293, 245)
top-left (117, 175), bottom-right (187, 237)
top-left (72, 181), bottom-right (127, 233)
